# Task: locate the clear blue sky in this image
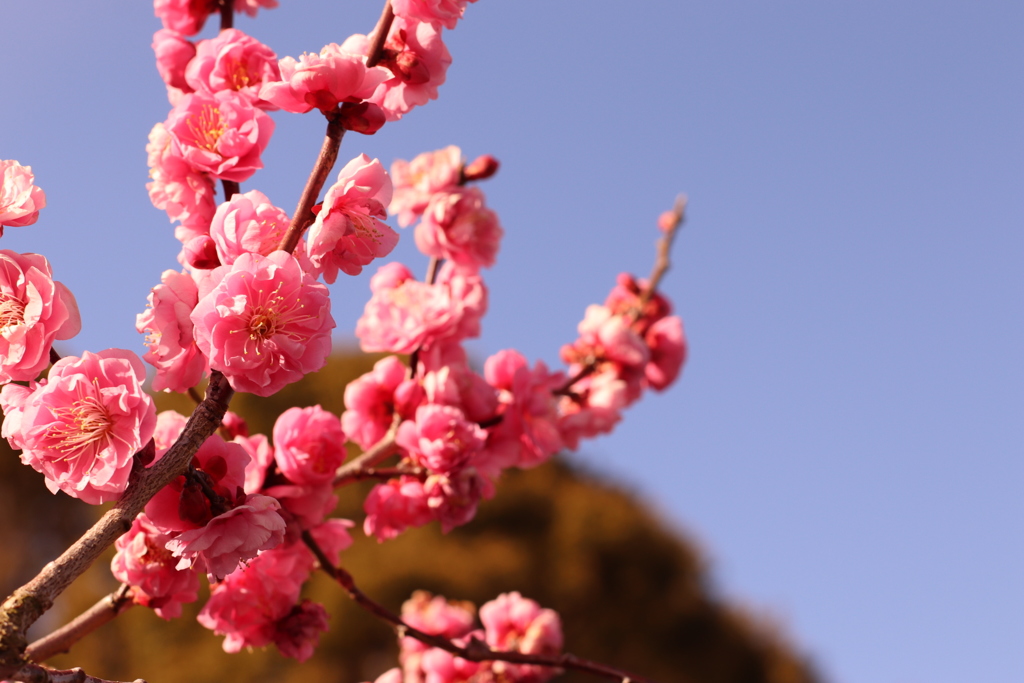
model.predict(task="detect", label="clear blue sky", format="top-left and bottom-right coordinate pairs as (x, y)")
top-left (1, 2), bottom-right (1021, 681)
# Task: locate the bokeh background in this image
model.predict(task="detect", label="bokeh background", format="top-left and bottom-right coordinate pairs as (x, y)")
top-left (0, 1), bottom-right (1021, 682)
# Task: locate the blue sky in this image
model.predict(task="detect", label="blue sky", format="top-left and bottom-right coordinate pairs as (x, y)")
top-left (0, 1), bottom-right (1021, 681)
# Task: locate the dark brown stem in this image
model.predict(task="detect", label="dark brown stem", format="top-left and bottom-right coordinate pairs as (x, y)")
top-left (365, 1), bottom-right (395, 68)
top-left (335, 465), bottom-right (426, 485)
top-left (25, 586), bottom-right (134, 663)
top-left (277, 113), bottom-right (346, 254)
top-left (220, 179), bottom-right (240, 202)
top-left (48, 348), bottom-right (61, 365)
top-left (10, 663), bottom-right (144, 683)
top-left (302, 533), bottom-right (660, 683)
top-left (0, 373), bottom-right (234, 679)
top-left (219, 0), bottom-right (234, 30)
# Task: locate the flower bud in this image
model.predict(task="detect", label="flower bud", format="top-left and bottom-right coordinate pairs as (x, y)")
top-left (463, 155), bottom-right (499, 182)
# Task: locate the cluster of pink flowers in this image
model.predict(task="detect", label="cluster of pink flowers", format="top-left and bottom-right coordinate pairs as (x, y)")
top-left (387, 590), bottom-right (563, 683)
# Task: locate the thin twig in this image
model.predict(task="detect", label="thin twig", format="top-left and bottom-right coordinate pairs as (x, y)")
top-left (302, 533), bottom-right (659, 683)
top-left (219, 0), bottom-right (234, 31)
top-left (25, 586), bottom-right (134, 663)
top-left (637, 194), bottom-right (686, 309)
top-left (220, 179), bottom-right (240, 202)
top-left (10, 663), bottom-right (145, 683)
top-left (333, 416), bottom-right (401, 487)
top-left (334, 465), bottom-right (426, 484)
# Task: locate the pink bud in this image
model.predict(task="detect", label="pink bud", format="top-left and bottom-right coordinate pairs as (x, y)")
top-left (183, 234), bottom-right (221, 269)
top-left (463, 155), bottom-right (499, 182)
top-left (657, 210), bottom-right (677, 232)
top-left (339, 102), bottom-right (387, 135)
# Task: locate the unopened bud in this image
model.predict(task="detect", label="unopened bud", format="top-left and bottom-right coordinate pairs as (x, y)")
top-left (183, 235), bottom-right (220, 270)
top-left (657, 210), bottom-right (677, 232)
top-left (463, 155), bottom-right (500, 182)
top-left (339, 102), bottom-right (386, 135)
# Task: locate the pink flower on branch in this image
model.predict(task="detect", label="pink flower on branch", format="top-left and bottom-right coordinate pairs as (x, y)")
top-left (208, 189), bottom-right (303, 267)
top-left (389, 145), bottom-right (463, 227)
top-left (110, 514), bottom-right (199, 620)
top-left (191, 251), bottom-right (335, 397)
top-left (341, 355), bottom-right (423, 451)
top-left (136, 269), bottom-right (207, 393)
top-left (272, 405), bottom-right (346, 486)
top-left (396, 404), bottom-right (487, 474)
top-left (185, 29), bottom-right (281, 108)
top-left (307, 154), bottom-right (398, 282)
top-left (0, 160), bottom-right (46, 231)
top-left (0, 250), bottom-right (80, 383)
top-left (484, 350), bottom-right (564, 469)
top-left (165, 91), bottom-right (274, 183)
top-left (152, 29), bottom-right (196, 105)
top-left (0, 349), bottom-right (156, 504)
top-left (155, 0), bottom-right (277, 36)
top-left (392, 0), bottom-right (475, 30)
top-left (414, 187), bottom-right (503, 270)
top-left (479, 592), bottom-right (564, 683)
top-left (259, 43), bottom-right (390, 114)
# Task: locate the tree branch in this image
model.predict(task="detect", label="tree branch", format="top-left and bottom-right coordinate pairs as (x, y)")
top-left (219, 0), bottom-right (234, 31)
top-left (333, 416), bottom-right (401, 487)
top-left (302, 532), bottom-right (660, 683)
top-left (637, 194), bottom-right (686, 309)
top-left (0, 373), bottom-right (234, 679)
top-left (365, 1), bottom-right (395, 69)
top-left (25, 586), bottom-right (134, 663)
top-left (9, 663), bottom-right (144, 683)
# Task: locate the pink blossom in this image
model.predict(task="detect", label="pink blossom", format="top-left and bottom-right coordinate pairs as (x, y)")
top-left (424, 469), bottom-right (490, 533)
top-left (152, 29), bottom-right (196, 104)
top-left (165, 91), bottom-right (274, 182)
top-left (154, 0), bottom-right (215, 36)
top-left (414, 187), bottom-right (502, 269)
top-left (237, 432), bottom-right (273, 493)
top-left (234, 0), bottom-right (278, 18)
top-left (389, 146), bottom-right (463, 227)
top-left (391, 0), bottom-right (473, 30)
top-left (603, 273), bottom-right (672, 338)
top-left (562, 304), bottom-right (649, 371)
top-left (263, 482), bottom-right (338, 538)
top-left (417, 341), bottom-right (497, 424)
top-left (191, 251), bottom-right (335, 397)
top-left (0, 160), bottom-right (46, 230)
top-left (400, 591), bottom-right (475, 662)
top-left (136, 269), bottom-right (207, 393)
top-left (272, 405), bottom-right (345, 485)
top-left (2, 349), bottom-right (155, 504)
top-left (355, 262), bottom-right (486, 354)
top-left (363, 475), bottom-right (433, 541)
top-left (419, 646), bottom-right (483, 683)
top-left (479, 592), bottom-right (564, 683)
top-left (146, 122), bottom-right (217, 233)
top-left (145, 419), bottom-right (250, 533)
top-left (0, 250), bottom-right (81, 383)
top-left (259, 43), bottom-right (390, 114)
top-left (307, 154), bottom-right (398, 283)
top-left (341, 355), bottom-right (423, 451)
top-left (110, 514), bottom-right (199, 620)
top-left (208, 189), bottom-right (293, 266)
top-left (272, 600), bottom-right (330, 662)
top-left (185, 29), bottom-right (281, 108)
top-left (221, 410), bottom-right (249, 438)
top-left (484, 350), bottom-right (563, 468)
top-left (343, 17), bottom-right (451, 122)
top-left (397, 404), bottom-right (486, 474)
top-left (644, 315), bottom-right (686, 391)
top-left (556, 368), bottom-right (629, 451)
top-left (167, 492), bottom-right (286, 580)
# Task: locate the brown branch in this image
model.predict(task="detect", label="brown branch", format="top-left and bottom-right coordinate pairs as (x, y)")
top-left (302, 532), bottom-right (659, 683)
top-left (219, 0), bottom-right (234, 30)
top-left (277, 113), bottom-right (346, 254)
top-left (333, 417), bottom-right (401, 487)
top-left (365, 1), bottom-right (395, 68)
top-left (220, 179), bottom-right (240, 202)
top-left (334, 465), bottom-right (426, 484)
top-left (0, 373), bottom-right (234, 679)
top-left (637, 194), bottom-right (686, 309)
top-left (25, 586), bottom-right (134, 663)
top-left (10, 663), bottom-right (145, 683)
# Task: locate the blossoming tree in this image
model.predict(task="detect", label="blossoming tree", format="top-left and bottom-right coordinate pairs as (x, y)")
top-left (0, 2), bottom-right (688, 682)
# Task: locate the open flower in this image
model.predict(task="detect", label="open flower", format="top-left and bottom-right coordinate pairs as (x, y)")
top-left (191, 251), bottom-right (334, 397)
top-left (0, 349), bottom-right (156, 504)
top-left (0, 160), bottom-right (47, 231)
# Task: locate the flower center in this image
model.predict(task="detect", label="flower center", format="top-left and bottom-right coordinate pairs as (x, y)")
top-left (248, 305), bottom-right (281, 340)
top-left (0, 295), bottom-right (25, 330)
top-left (187, 104), bottom-right (227, 153)
top-left (228, 60), bottom-right (253, 90)
top-left (50, 395), bottom-right (113, 455)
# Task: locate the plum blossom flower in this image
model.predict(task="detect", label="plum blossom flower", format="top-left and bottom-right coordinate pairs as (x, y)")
top-left (343, 17), bottom-right (451, 121)
top-left (185, 29), bottom-right (281, 108)
top-left (0, 251), bottom-right (80, 383)
top-left (306, 154), bottom-right (398, 283)
top-left (208, 189), bottom-right (294, 266)
top-left (136, 269), bottom-right (207, 393)
top-left (391, 0), bottom-right (474, 30)
top-left (644, 315), bottom-right (686, 391)
top-left (272, 601), bottom-right (330, 662)
top-left (272, 405), bottom-right (345, 486)
top-left (0, 349), bottom-right (156, 504)
top-left (414, 187), bottom-right (503, 269)
top-left (165, 91), bottom-right (274, 183)
top-left (363, 475), bottom-right (433, 541)
top-left (341, 355), bottom-right (423, 450)
top-left (355, 261), bottom-right (486, 354)
top-left (389, 145), bottom-right (462, 227)
top-left (0, 160), bottom-right (47, 231)
top-left (166, 492), bottom-right (286, 580)
top-left (479, 592), bottom-right (564, 683)
top-left (154, 0), bottom-right (216, 36)
top-left (191, 251), bottom-right (335, 397)
top-left (396, 404), bottom-right (486, 474)
top-left (146, 122), bottom-right (217, 237)
top-left (152, 29), bottom-right (196, 104)
top-left (399, 591), bottom-right (478, 681)
top-left (110, 514), bottom-right (200, 619)
top-left (484, 350), bottom-right (563, 469)
top-left (259, 43), bottom-right (390, 114)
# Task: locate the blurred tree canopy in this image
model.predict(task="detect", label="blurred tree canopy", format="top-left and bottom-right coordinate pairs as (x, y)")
top-left (0, 351), bottom-right (820, 683)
